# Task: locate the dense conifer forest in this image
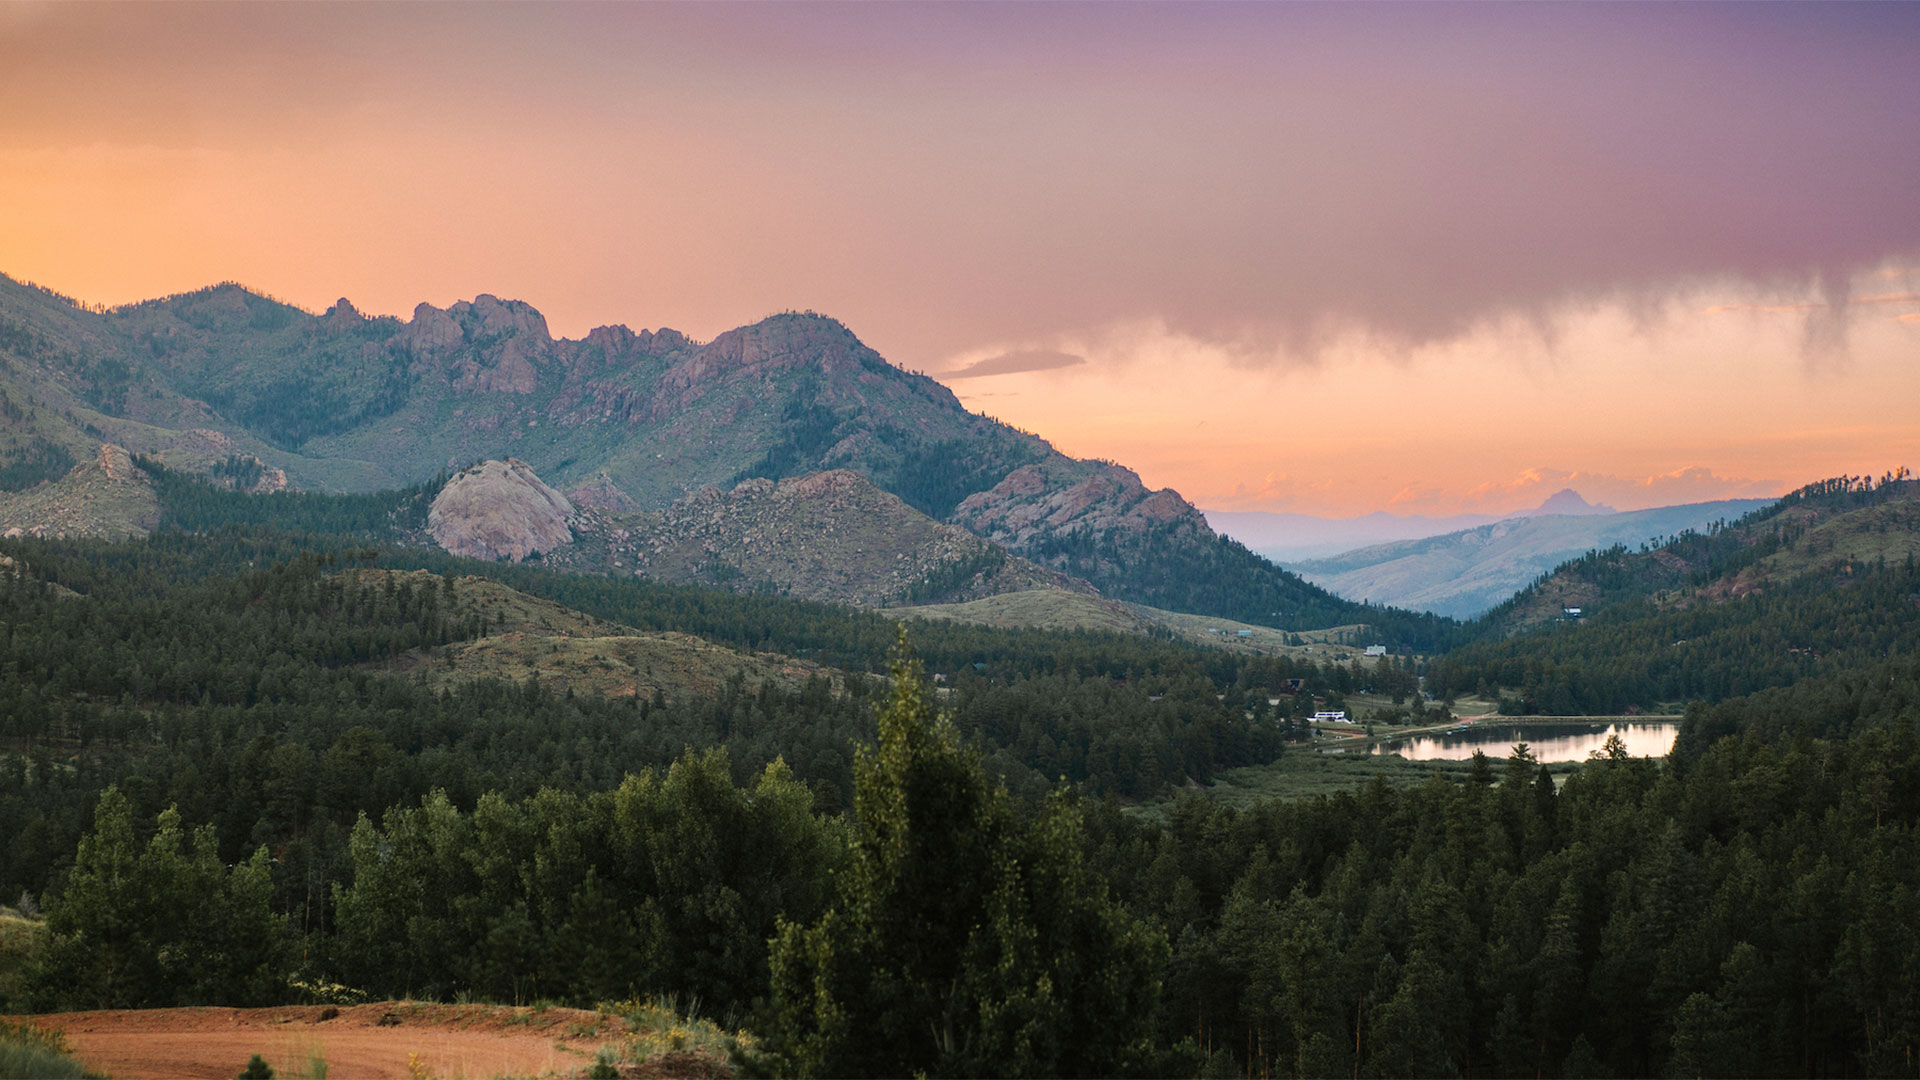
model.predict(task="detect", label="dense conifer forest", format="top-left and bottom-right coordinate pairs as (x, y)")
top-left (3, 473), bottom-right (1919, 1077)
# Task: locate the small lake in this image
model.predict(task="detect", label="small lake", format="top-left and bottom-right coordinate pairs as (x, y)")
top-left (1368, 721), bottom-right (1678, 762)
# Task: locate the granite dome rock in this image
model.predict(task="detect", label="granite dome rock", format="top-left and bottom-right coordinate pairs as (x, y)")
top-left (428, 458), bottom-right (575, 562)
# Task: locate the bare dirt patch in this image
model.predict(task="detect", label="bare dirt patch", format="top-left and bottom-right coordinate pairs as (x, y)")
top-left (16, 1001), bottom-right (623, 1080)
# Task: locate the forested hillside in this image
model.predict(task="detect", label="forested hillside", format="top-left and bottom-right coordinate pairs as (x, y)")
top-left (1286, 496), bottom-right (1772, 619)
top-left (1475, 472), bottom-right (1917, 636)
top-left (0, 526), bottom-right (1338, 933)
top-left (1, 511), bottom-right (1918, 1075)
top-left (1096, 651), bottom-right (1920, 1078)
top-left (1424, 474), bottom-right (1920, 713)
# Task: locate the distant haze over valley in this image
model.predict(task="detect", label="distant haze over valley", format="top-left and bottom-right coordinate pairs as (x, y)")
top-left (1227, 494), bottom-right (1777, 619)
top-left (1206, 488), bottom-right (1619, 563)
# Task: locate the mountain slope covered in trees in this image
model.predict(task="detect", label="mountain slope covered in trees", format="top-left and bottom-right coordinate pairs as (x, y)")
top-left (1427, 474), bottom-right (1920, 712)
top-left (1286, 496), bottom-right (1772, 619)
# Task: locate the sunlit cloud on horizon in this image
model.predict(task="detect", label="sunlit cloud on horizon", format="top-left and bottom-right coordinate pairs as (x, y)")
top-left (945, 267), bottom-right (1920, 516)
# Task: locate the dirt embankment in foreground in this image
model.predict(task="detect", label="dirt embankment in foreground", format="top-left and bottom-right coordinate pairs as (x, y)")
top-left (17, 1001), bottom-right (626, 1080)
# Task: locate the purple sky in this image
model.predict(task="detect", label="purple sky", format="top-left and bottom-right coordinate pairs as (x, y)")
top-left (4, 2), bottom-right (1917, 512)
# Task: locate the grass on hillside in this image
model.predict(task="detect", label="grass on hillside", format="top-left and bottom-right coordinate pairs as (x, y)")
top-left (0, 910), bottom-right (43, 1014)
top-left (353, 569), bottom-right (843, 702)
top-left (892, 589), bottom-right (1150, 635)
top-left (385, 630), bottom-right (839, 703)
top-left (345, 570), bottom-right (631, 638)
top-left (892, 587), bottom-right (1379, 661)
top-left (1163, 753), bottom-right (1482, 814)
top-left (1697, 495), bottom-right (1920, 597)
top-left (1125, 606), bottom-right (1373, 658)
top-left (0, 1019), bottom-right (100, 1080)
top-left (600, 995), bottom-right (745, 1078)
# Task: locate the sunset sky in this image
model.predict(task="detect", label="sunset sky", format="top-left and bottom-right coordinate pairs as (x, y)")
top-left (3, 2), bottom-right (1916, 517)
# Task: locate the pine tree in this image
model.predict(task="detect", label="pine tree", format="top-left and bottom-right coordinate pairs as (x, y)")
top-left (759, 630), bottom-right (1167, 1078)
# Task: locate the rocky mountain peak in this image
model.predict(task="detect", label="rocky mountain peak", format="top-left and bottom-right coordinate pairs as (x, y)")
top-left (1527, 488), bottom-right (1617, 517)
top-left (398, 295), bottom-right (555, 394)
top-left (955, 460), bottom-right (1210, 549)
top-left (319, 297), bottom-right (364, 332)
top-left (402, 303), bottom-right (465, 359)
top-left (453, 294), bottom-right (554, 342)
top-left (428, 458), bottom-right (575, 562)
top-left (662, 313), bottom-right (865, 390)
top-left (583, 324), bottom-right (638, 354)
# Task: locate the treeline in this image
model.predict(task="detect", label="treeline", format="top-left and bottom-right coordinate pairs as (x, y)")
top-left (1081, 667), bottom-right (1920, 1077)
top-left (0, 435), bottom-right (75, 492)
top-left (14, 520), bottom-right (1920, 1075)
top-left (141, 457), bottom-right (438, 537)
top-left (1428, 554), bottom-right (1920, 713)
top-left (127, 462), bottom-right (1389, 688)
top-left (1475, 472), bottom-right (1916, 636)
top-left (12, 628), bottom-right (1920, 1077)
top-left (0, 534), bottom-right (1290, 942)
top-left (2, 520), bottom-right (1387, 705)
top-left (13, 659), bottom-right (1178, 1078)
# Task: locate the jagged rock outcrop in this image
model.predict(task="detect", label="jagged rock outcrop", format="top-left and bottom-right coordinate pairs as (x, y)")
top-left (650, 314), bottom-right (868, 417)
top-left (0, 443), bottom-right (161, 540)
top-left (566, 472), bottom-right (639, 513)
top-left (435, 295), bottom-right (552, 394)
top-left (955, 460), bottom-right (1211, 549)
top-left (319, 297), bottom-right (366, 333)
top-left (428, 459), bottom-right (575, 562)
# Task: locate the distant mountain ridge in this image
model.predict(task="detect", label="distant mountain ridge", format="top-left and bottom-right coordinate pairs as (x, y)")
top-left (1427, 473), bottom-right (1920, 713)
top-left (1474, 473), bottom-right (1920, 636)
top-left (1207, 487), bottom-right (1616, 562)
top-left (0, 272), bottom-right (1446, 643)
top-left (1284, 496), bottom-right (1773, 619)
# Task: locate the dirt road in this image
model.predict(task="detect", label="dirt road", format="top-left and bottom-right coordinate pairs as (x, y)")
top-left (18, 1001), bottom-right (623, 1079)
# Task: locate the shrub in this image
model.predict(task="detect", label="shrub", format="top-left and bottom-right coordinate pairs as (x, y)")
top-left (0, 1019), bottom-right (99, 1080)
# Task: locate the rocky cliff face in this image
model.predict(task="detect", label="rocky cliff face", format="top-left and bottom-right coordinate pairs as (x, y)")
top-left (428, 459), bottom-right (576, 562)
top-left (955, 460), bottom-right (1212, 550)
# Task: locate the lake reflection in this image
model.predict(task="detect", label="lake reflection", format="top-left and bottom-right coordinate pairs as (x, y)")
top-left (1370, 722), bottom-right (1677, 762)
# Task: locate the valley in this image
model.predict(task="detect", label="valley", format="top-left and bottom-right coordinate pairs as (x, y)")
top-left (3, 278), bottom-right (1918, 1080)
top-left (9, 7), bottom-right (1916, 1076)
top-left (1273, 494), bottom-right (1775, 618)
